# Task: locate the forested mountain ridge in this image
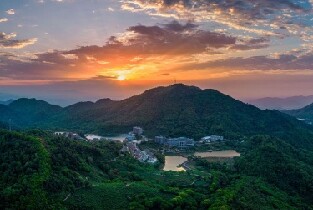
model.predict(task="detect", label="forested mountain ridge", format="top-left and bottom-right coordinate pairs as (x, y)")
top-left (284, 103), bottom-right (313, 125)
top-left (1, 84), bottom-right (313, 149)
top-left (0, 98), bottom-right (62, 127)
top-left (1, 85), bottom-right (313, 209)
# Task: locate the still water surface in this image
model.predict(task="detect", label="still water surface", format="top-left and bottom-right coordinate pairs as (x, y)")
top-left (163, 150), bottom-right (240, 171)
top-left (163, 156), bottom-right (187, 171)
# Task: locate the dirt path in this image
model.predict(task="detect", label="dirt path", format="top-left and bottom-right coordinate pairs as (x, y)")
top-left (63, 193), bottom-right (71, 201)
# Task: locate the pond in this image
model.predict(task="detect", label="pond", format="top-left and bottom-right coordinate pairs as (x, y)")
top-left (163, 156), bottom-right (187, 171)
top-left (194, 150), bottom-right (240, 158)
top-left (163, 150), bottom-right (240, 171)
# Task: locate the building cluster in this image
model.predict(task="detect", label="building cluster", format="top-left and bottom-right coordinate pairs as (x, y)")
top-left (200, 135), bottom-right (224, 143)
top-left (155, 134), bottom-right (225, 148)
top-left (126, 142), bottom-right (158, 164)
top-left (155, 136), bottom-right (195, 148)
top-left (54, 132), bottom-right (83, 140)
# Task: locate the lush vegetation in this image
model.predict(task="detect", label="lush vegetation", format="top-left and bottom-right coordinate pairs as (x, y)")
top-left (0, 130), bottom-right (51, 209)
top-left (0, 98), bottom-right (62, 128)
top-left (0, 128), bottom-right (313, 209)
top-left (1, 85), bottom-right (313, 209)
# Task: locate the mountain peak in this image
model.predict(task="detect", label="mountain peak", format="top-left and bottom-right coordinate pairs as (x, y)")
top-left (95, 98), bottom-right (114, 104)
top-left (10, 98), bottom-right (61, 108)
top-left (141, 83), bottom-right (202, 97)
top-left (168, 83), bottom-right (201, 90)
top-left (2, 84), bottom-right (313, 150)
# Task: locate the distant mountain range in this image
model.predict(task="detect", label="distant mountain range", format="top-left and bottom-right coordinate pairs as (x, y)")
top-left (1, 84), bottom-right (313, 149)
top-left (247, 95), bottom-right (313, 110)
top-left (0, 99), bottom-right (14, 106)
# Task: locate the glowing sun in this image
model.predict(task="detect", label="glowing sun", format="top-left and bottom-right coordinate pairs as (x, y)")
top-left (117, 75), bottom-right (126, 81)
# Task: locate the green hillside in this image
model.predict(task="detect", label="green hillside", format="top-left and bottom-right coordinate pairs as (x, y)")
top-left (1, 84), bottom-right (313, 149)
top-left (0, 130), bottom-right (50, 209)
top-left (1, 84), bottom-right (313, 209)
top-left (2, 98), bottom-right (62, 127)
top-left (284, 103), bottom-right (313, 125)
top-left (0, 129), bottom-right (313, 209)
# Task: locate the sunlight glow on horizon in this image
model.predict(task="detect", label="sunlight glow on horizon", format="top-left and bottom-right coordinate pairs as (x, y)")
top-left (1, 0), bottom-right (313, 102)
top-left (117, 75), bottom-right (126, 81)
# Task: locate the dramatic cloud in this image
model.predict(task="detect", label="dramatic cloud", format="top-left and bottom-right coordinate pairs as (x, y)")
top-left (121, 0), bottom-right (313, 38)
top-left (179, 51), bottom-right (313, 71)
top-left (0, 33), bottom-right (37, 49)
top-left (0, 50), bottom-right (82, 80)
top-left (6, 9), bottom-right (15, 15)
top-left (73, 23), bottom-right (227, 55)
top-left (0, 20), bottom-right (307, 82)
top-left (67, 21), bottom-right (268, 59)
top-left (231, 37), bottom-right (270, 51)
top-left (0, 18), bottom-right (8, 23)
top-left (0, 0), bottom-right (313, 101)
top-left (0, 21), bottom-right (267, 81)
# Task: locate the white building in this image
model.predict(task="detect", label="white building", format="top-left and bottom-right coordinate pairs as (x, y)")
top-left (85, 134), bottom-right (103, 141)
top-left (201, 135), bottom-right (224, 143)
top-left (54, 131), bottom-right (66, 136)
top-left (54, 132), bottom-right (83, 140)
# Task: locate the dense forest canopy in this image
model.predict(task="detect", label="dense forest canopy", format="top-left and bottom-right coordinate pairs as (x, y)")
top-left (0, 129), bottom-right (313, 209)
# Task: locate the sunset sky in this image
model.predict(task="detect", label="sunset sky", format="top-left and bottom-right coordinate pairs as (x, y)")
top-left (1, 0), bottom-right (313, 105)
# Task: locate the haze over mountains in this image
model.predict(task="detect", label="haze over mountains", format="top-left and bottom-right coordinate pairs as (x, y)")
top-left (247, 95), bottom-right (313, 110)
top-left (0, 100), bottom-right (13, 106)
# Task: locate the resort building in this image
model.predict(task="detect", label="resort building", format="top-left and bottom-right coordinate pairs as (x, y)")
top-left (201, 135), bottom-right (224, 143)
top-left (155, 136), bottom-right (195, 148)
top-left (154, 136), bottom-right (167, 144)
